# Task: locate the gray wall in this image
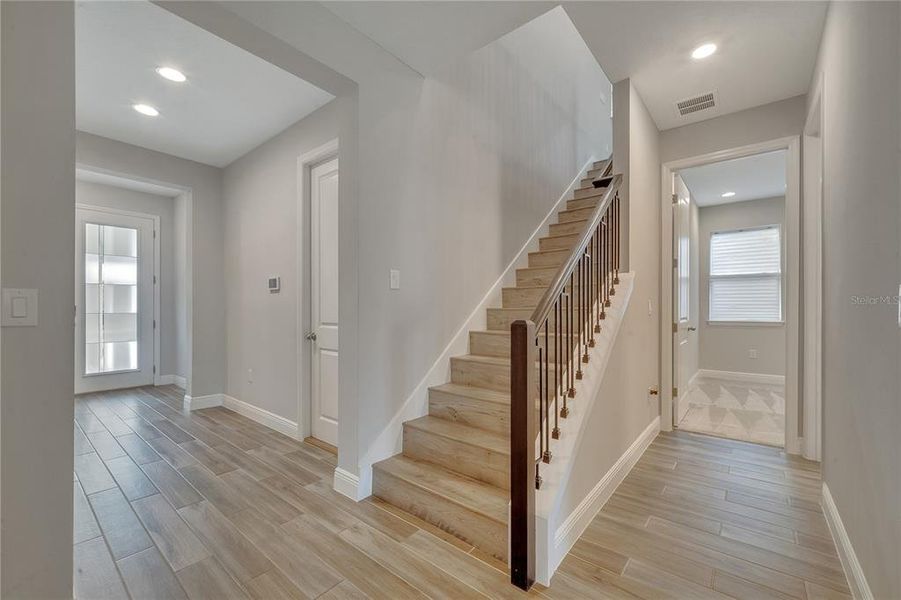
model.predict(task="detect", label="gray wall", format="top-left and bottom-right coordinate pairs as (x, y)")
top-left (1, 2), bottom-right (75, 597)
top-left (223, 100), bottom-right (341, 422)
top-left (660, 95), bottom-right (806, 164)
top-left (221, 4), bottom-right (612, 480)
top-left (76, 132), bottom-right (225, 398)
top-left (810, 2), bottom-right (901, 597)
top-left (75, 180), bottom-right (184, 378)
top-left (698, 196), bottom-right (786, 376)
top-left (561, 78), bottom-right (661, 519)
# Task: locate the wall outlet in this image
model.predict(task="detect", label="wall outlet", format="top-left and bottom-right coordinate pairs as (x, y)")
top-left (247, 368), bottom-right (254, 383)
top-left (389, 269), bottom-right (400, 290)
top-left (748, 348), bottom-right (758, 359)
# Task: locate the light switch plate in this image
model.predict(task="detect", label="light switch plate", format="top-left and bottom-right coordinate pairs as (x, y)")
top-left (2, 288), bottom-right (38, 327)
top-left (389, 269), bottom-right (400, 290)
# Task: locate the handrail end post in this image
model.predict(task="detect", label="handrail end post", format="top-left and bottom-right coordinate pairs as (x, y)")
top-left (510, 319), bottom-right (536, 591)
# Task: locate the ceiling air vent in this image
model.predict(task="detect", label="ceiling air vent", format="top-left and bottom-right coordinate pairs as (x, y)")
top-left (675, 91), bottom-right (718, 117)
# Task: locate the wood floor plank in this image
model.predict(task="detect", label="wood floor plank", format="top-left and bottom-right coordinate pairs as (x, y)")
top-left (210, 441), bottom-right (279, 480)
top-left (282, 514), bottom-right (427, 599)
top-left (175, 555), bottom-right (250, 600)
top-left (140, 459), bottom-right (203, 509)
top-left (74, 481), bottom-right (102, 544)
top-left (318, 580), bottom-right (370, 600)
top-left (88, 487), bottom-right (154, 560)
top-left (257, 474), bottom-right (357, 533)
top-left (116, 432), bottom-right (163, 465)
top-left (219, 469), bottom-right (301, 524)
top-left (117, 546), bottom-right (188, 600)
top-left (177, 500), bottom-right (273, 583)
top-left (155, 418), bottom-right (196, 444)
top-left (623, 559), bottom-right (731, 600)
top-left (105, 455), bottom-right (159, 501)
top-left (132, 493), bottom-right (211, 571)
top-left (248, 446), bottom-right (320, 486)
top-left (228, 507), bottom-right (343, 597)
top-left (74, 536), bottom-right (129, 600)
top-left (180, 440), bottom-right (239, 475)
top-left (338, 521), bottom-right (489, 599)
top-left (75, 422), bottom-right (94, 455)
top-left (146, 435), bottom-right (198, 470)
top-left (244, 569), bottom-right (310, 600)
top-left (75, 451), bottom-right (117, 495)
top-left (179, 464), bottom-right (251, 516)
top-left (712, 570), bottom-right (795, 600)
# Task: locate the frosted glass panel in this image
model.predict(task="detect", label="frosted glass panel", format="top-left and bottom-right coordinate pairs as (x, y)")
top-left (103, 285), bottom-right (137, 313)
top-left (102, 314), bottom-right (137, 343)
top-left (104, 226), bottom-right (137, 257)
top-left (103, 342), bottom-right (138, 372)
top-left (102, 256), bottom-right (137, 285)
top-left (84, 221), bottom-right (141, 374)
top-left (85, 314), bottom-right (101, 344)
top-left (86, 254), bottom-right (101, 284)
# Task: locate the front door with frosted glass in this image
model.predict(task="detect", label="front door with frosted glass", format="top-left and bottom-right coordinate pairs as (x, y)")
top-left (75, 208), bottom-right (155, 393)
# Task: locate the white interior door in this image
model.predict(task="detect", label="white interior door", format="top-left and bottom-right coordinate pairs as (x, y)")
top-left (310, 157), bottom-right (339, 446)
top-left (672, 180), bottom-right (692, 425)
top-left (75, 208), bottom-right (155, 394)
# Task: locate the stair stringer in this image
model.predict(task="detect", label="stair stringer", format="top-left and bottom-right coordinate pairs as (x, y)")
top-left (526, 272), bottom-right (637, 584)
top-left (354, 155), bottom-right (600, 498)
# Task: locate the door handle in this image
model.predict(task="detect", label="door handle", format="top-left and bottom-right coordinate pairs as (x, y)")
top-left (687, 327), bottom-right (697, 332)
top-left (305, 331), bottom-right (317, 341)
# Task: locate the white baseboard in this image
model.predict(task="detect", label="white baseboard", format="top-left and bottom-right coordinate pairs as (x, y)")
top-left (221, 394), bottom-right (300, 439)
top-left (696, 369), bottom-right (786, 386)
top-left (155, 374), bottom-right (187, 389)
top-left (546, 416), bottom-right (660, 582)
top-left (334, 467), bottom-right (364, 501)
top-left (357, 156), bottom-right (601, 483)
top-left (183, 393), bottom-right (223, 411)
top-left (822, 483), bottom-right (873, 600)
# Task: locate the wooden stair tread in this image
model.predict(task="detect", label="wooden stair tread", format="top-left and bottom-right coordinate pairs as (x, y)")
top-left (374, 455), bottom-right (508, 523)
top-left (405, 415), bottom-right (509, 456)
top-left (430, 382), bottom-right (509, 405)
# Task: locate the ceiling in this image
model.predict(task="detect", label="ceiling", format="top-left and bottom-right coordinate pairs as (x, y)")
top-left (679, 150), bottom-right (786, 207)
top-left (564, 1), bottom-right (827, 130)
top-left (321, 1), bottom-right (556, 75)
top-left (76, 1), bottom-right (334, 167)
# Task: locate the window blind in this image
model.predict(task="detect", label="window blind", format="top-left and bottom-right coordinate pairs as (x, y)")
top-left (709, 226), bottom-right (782, 322)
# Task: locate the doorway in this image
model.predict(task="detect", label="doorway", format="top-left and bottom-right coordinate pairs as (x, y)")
top-left (75, 206), bottom-right (157, 393)
top-left (300, 143), bottom-right (340, 449)
top-left (662, 137), bottom-right (801, 451)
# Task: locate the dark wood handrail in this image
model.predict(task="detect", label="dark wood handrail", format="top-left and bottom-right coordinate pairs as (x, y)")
top-left (510, 159), bottom-right (622, 591)
top-left (529, 172), bottom-right (622, 327)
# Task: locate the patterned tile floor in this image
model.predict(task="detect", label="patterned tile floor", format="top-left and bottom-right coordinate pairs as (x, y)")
top-left (677, 375), bottom-right (785, 447)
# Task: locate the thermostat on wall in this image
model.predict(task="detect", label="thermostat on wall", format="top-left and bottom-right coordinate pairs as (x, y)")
top-left (268, 277), bottom-right (281, 293)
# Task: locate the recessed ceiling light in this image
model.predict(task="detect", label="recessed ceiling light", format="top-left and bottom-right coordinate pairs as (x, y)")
top-left (156, 66), bottom-right (186, 83)
top-left (692, 43), bottom-right (717, 60)
top-left (721, 191), bottom-right (736, 198)
top-left (133, 103), bottom-right (159, 117)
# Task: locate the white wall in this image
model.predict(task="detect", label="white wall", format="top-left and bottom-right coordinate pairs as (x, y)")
top-left (809, 3), bottom-right (901, 598)
top-left (1, 2), bottom-right (75, 596)
top-left (660, 95), bottom-right (806, 164)
top-left (560, 78), bottom-right (660, 519)
top-left (697, 196), bottom-right (786, 376)
top-left (222, 100), bottom-right (341, 422)
top-left (75, 180), bottom-right (184, 379)
top-left (76, 132), bottom-right (225, 397)
top-left (220, 4), bottom-right (612, 480)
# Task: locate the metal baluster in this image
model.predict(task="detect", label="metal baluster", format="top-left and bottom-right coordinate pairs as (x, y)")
top-left (538, 340), bottom-right (545, 466)
top-left (576, 261), bottom-right (583, 379)
top-left (552, 300), bottom-right (560, 439)
top-left (568, 274), bottom-right (575, 396)
top-left (614, 194), bottom-right (620, 284)
top-left (582, 253), bottom-right (589, 363)
top-left (606, 207), bottom-right (613, 306)
top-left (542, 320), bottom-right (551, 462)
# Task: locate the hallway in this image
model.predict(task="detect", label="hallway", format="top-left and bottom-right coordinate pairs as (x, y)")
top-left (73, 387), bottom-right (848, 599)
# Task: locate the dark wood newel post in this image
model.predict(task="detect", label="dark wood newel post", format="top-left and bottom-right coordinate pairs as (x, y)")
top-left (510, 319), bottom-right (536, 591)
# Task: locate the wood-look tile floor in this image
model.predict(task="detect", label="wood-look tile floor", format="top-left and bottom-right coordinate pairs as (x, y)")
top-left (74, 386), bottom-right (849, 599)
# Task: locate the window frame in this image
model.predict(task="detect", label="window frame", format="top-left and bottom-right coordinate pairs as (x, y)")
top-left (707, 223), bottom-right (784, 325)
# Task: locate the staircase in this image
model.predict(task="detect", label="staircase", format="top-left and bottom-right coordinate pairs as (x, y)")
top-left (372, 160), bottom-right (614, 561)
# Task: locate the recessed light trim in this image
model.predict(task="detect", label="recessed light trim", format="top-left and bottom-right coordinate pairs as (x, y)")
top-left (692, 43), bottom-right (717, 60)
top-left (133, 103), bottom-right (159, 117)
top-left (156, 66), bottom-right (186, 83)
top-left (721, 191), bottom-right (736, 198)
